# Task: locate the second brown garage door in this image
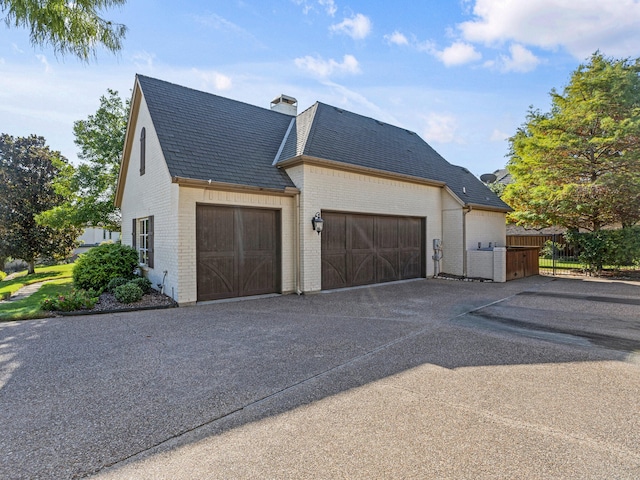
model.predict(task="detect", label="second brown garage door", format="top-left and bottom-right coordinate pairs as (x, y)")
top-left (196, 205), bottom-right (281, 301)
top-left (321, 212), bottom-right (425, 290)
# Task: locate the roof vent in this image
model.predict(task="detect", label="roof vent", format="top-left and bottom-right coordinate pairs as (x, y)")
top-left (270, 94), bottom-right (298, 116)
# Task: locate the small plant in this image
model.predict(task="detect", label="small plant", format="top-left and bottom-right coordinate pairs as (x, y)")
top-left (73, 243), bottom-right (138, 291)
top-left (41, 289), bottom-right (99, 312)
top-left (128, 277), bottom-right (152, 294)
top-left (114, 282), bottom-right (143, 304)
top-left (0, 271), bottom-right (6, 281)
top-left (106, 277), bottom-right (130, 293)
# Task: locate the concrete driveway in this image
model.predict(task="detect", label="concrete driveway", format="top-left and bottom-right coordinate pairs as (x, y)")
top-left (1, 276), bottom-right (639, 479)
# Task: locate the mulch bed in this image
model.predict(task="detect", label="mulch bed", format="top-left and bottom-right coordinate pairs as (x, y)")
top-left (56, 290), bottom-right (177, 316)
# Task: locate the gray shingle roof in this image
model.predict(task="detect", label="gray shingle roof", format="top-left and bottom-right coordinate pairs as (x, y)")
top-left (137, 75), bottom-right (296, 190)
top-left (137, 75), bottom-right (509, 210)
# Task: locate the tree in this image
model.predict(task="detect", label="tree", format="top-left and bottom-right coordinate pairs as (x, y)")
top-left (0, 0), bottom-right (127, 61)
top-left (0, 134), bottom-right (82, 274)
top-left (38, 89), bottom-right (129, 231)
top-left (504, 53), bottom-right (640, 231)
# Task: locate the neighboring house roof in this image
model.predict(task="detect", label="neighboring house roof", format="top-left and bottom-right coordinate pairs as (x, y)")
top-left (493, 168), bottom-right (512, 185)
top-left (125, 75), bottom-right (510, 211)
top-left (506, 225), bottom-right (566, 235)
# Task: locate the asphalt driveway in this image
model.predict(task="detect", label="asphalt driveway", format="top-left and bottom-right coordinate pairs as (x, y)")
top-left (1, 276), bottom-right (639, 479)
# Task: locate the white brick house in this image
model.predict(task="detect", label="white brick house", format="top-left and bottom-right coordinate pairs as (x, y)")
top-left (115, 75), bottom-right (510, 305)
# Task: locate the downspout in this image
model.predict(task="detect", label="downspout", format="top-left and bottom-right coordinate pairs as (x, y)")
top-left (295, 191), bottom-right (302, 295)
top-left (462, 205), bottom-right (472, 277)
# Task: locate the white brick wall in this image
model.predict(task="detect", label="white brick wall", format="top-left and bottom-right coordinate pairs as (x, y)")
top-left (287, 164), bottom-right (444, 291)
top-left (120, 94), bottom-right (180, 301)
top-left (176, 188), bottom-right (296, 304)
top-left (441, 190), bottom-right (464, 276)
top-left (465, 209), bottom-right (507, 249)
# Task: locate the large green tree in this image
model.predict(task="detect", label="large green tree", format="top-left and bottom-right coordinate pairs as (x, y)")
top-left (0, 0), bottom-right (127, 61)
top-left (38, 89), bottom-right (129, 231)
top-left (504, 53), bottom-right (640, 231)
top-left (0, 134), bottom-right (82, 274)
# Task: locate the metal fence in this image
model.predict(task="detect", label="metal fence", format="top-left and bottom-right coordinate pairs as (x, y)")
top-left (507, 233), bottom-right (640, 276)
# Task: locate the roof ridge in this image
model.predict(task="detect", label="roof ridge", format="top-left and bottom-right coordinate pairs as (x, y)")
top-left (136, 74), bottom-right (294, 118)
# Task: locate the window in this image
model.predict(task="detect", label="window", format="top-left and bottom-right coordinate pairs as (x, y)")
top-left (132, 216), bottom-right (154, 267)
top-left (140, 127), bottom-right (146, 175)
top-left (138, 218), bottom-right (149, 265)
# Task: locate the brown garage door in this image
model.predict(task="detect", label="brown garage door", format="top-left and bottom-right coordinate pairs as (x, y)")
top-left (321, 212), bottom-right (425, 290)
top-left (196, 205), bottom-right (281, 301)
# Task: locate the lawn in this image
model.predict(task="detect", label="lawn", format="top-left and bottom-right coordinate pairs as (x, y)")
top-left (0, 264), bottom-right (75, 321)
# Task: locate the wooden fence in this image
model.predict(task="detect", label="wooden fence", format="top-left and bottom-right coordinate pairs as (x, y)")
top-left (506, 246), bottom-right (540, 280)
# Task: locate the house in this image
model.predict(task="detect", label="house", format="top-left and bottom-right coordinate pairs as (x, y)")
top-left (114, 75), bottom-right (511, 305)
top-left (74, 227), bottom-right (121, 256)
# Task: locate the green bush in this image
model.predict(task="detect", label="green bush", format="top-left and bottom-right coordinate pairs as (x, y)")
top-left (41, 289), bottom-right (99, 312)
top-left (566, 227), bottom-right (640, 273)
top-left (73, 243), bottom-right (138, 291)
top-left (0, 271), bottom-right (6, 281)
top-left (114, 282), bottom-right (143, 304)
top-left (106, 277), bottom-right (130, 293)
top-left (128, 276), bottom-right (152, 294)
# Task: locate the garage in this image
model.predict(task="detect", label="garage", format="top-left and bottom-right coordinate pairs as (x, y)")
top-left (321, 212), bottom-right (425, 290)
top-left (196, 205), bottom-right (281, 301)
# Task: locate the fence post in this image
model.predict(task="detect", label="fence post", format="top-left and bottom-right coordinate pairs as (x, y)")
top-left (552, 233), bottom-right (556, 276)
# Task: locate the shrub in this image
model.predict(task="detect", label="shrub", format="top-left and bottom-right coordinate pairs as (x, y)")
top-left (41, 289), bottom-right (99, 312)
top-left (566, 227), bottom-right (640, 273)
top-left (114, 282), bottom-right (143, 304)
top-left (106, 277), bottom-right (130, 293)
top-left (73, 243), bottom-right (138, 291)
top-left (128, 276), bottom-right (152, 294)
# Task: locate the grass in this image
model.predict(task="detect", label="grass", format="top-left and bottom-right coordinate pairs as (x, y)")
top-left (0, 281), bottom-right (74, 321)
top-left (539, 258), bottom-right (639, 271)
top-left (0, 264), bottom-right (75, 321)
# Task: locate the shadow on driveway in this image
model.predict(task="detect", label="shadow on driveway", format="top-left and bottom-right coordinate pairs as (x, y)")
top-left (0, 276), bottom-right (639, 478)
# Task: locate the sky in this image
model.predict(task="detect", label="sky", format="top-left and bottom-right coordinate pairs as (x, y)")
top-left (2, 0), bottom-right (640, 177)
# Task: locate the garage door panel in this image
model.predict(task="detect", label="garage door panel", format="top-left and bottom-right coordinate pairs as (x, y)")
top-left (376, 217), bottom-right (399, 249)
top-left (197, 256), bottom-right (236, 300)
top-left (351, 216), bottom-right (374, 250)
top-left (322, 212), bottom-right (424, 290)
top-left (323, 213), bottom-right (347, 252)
top-left (400, 251), bottom-right (422, 278)
top-left (399, 218), bottom-right (422, 248)
top-left (322, 254), bottom-right (348, 289)
top-left (197, 205), bottom-right (280, 301)
top-left (241, 256), bottom-right (276, 296)
top-left (376, 250), bottom-right (400, 283)
top-left (350, 252), bottom-right (375, 285)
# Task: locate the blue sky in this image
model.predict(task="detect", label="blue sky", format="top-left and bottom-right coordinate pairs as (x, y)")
top-left (2, 0), bottom-right (640, 176)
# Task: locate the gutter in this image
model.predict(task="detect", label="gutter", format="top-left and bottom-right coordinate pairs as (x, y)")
top-left (172, 176), bottom-right (300, 196)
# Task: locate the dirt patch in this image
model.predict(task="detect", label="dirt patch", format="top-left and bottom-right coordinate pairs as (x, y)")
top-left (53, 289), bottom-right (177, 316)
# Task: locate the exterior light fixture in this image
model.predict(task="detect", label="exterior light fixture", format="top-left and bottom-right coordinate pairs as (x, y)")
top-left (311, 212), bottom-right (324, 234)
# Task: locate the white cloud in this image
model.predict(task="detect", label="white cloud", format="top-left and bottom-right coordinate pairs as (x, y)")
top-left (498, 44), bottom-right (540, 73)
top-left (490, 128), bottom-right (509, 142)
top-left (433, 41), bottom-right (482, 67)
top-left (295, 54), bottom-right (361, 77)
top-left (459, 0), bottom-right (640, 58)
top-left (423, 112), bottom-right (462, 143)
top-left (132, 51), bottom-right (155, 70)
top-left (192, 70), bottom-right (233, 91)
top-left (384, 31), bottom-right (409, 46)
top-left (330, 13), bottom-right (372, 40)
top-left (318, 0), bottom-right (337, 16)
top-left (12, 43), bottom-right (24, 54)
top-left (35, 54), bottom-right (52, 73)
top-left (293, 0), bottom-right (337, 16)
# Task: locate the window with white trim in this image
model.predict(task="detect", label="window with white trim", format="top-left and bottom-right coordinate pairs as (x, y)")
top-left (138, 218), bottom-right (150, 265)
top-left (132, 216), bottom-right (154, 268)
